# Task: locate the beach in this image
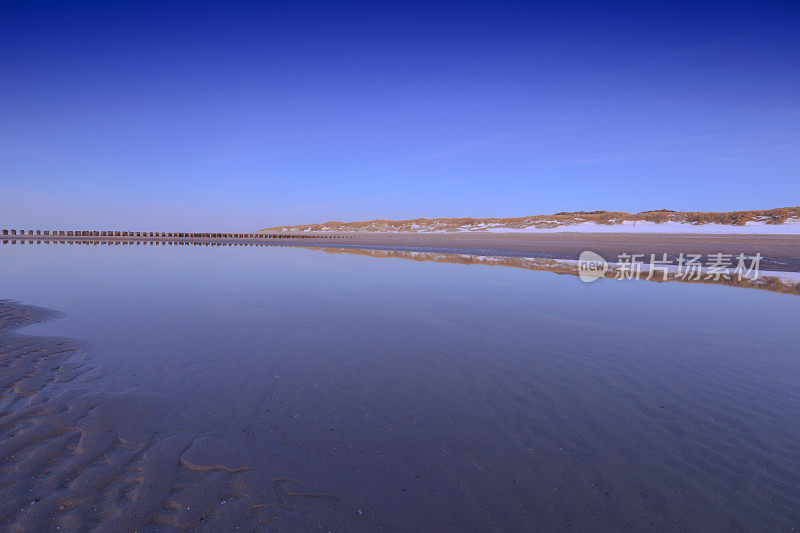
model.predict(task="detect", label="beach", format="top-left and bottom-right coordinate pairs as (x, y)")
top-left (6, 0), bottom-right (800, 529)
top-left (3, 242), bottom-right (800, 530)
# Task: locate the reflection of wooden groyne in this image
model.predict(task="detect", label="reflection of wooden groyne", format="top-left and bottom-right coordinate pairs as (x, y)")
top-left (0, 229), bottom-right (348, 240)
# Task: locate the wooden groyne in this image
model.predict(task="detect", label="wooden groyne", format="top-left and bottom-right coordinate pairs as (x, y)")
top-left (0, 239), bottom-right (315, 247)
top-left (0, 229), bottom-right (350, 241)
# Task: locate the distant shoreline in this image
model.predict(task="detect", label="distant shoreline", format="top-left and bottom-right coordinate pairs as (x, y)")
top-left (4, 232), bottom-right (800, 272)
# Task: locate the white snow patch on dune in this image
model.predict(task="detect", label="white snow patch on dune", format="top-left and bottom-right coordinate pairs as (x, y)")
top-left (476, 220), bottom-right (800, 234)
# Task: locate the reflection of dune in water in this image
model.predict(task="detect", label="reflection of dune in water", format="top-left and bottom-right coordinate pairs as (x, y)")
top-left (0, 301), bottom-right (371, 531)
top-left (306, 246), bottom-right (800, 297)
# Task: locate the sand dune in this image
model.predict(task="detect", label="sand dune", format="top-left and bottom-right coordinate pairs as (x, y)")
top-left (261, 206), bottom-right (800, 234)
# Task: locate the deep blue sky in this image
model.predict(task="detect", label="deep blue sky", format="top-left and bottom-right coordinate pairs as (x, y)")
top-left (2, 0), bottom-right (798, 230)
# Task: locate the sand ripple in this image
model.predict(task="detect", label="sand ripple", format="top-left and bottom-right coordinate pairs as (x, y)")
top-left (0, 301), bottom-right (372, 531)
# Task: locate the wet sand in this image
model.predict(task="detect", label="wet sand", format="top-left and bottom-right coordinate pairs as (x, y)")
top-left (3, 242), bottom-right (800, 531)
top-left (6, 292), bottom-right (800, 530)
top-left (0, 301), bottom-right (374, 531)
top-left (320, 232), bottom-right (800, 262)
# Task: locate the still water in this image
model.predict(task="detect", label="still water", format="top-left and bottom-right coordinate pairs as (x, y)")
top-left (2, 242), bottom-right (799, 530)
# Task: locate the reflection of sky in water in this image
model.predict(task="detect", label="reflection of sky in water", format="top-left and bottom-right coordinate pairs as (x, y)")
top-left (2, 243), bottom-right (800, 529)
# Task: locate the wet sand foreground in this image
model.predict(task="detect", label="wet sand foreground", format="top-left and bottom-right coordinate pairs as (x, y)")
top-left (0, 301), bottom-right (372, 531)
top-left (3, 241), bottom-right (800, 531)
